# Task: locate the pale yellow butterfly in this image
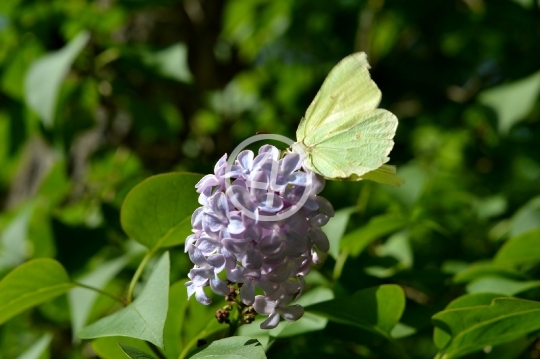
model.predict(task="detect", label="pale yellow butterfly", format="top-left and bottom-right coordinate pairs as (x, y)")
top-left (291, 52), bottom-right (403, 186)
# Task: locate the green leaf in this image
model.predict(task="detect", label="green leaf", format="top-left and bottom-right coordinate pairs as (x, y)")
top-left (15, 333), bottom-right (52, 359)
top-left (453, 262), bottom-right (525, 284)
top-left (79, 252), bottom-right (170, 348)
top-left (24, 31), bottom-right (90, 128)
top-left (0, 205), bottom-right (32, 272)
top-left (305, 284), bottom-right (405, 336)
top-left (92, 337), bottom-right (150, 359)
top-left (163, 280), bottom-right (190, 359)
top-left (68, 254), bottom-right (131, 340)
top-left (340, 214), bottom-right (408, 256)
top-left (466, 277), bottom-right (540, 296)
top-left (141, 43), bottom-right (192, 82)
top-left (494, 228), bottom-right (540, 266)
top-left (118, 342), bottom-right (158, 359)
top-left (433, 292), bottom-right (504, 349)
top-left (508, 196), bottom-right (540, 237)
top-left (0, 258), bottom-right (74, 325)
top-left (479, 70), bottom-right (540, 134)
top-left (383, 163), bottom-right (426, 209)
top-left (322, 206), bottom-right (354, 259)
top-left (185, 336), bottom-right (266, 359)
top-left (433, 297), bottom-right (540, 358)
top-left (121, 173), bottom-right (202, 250)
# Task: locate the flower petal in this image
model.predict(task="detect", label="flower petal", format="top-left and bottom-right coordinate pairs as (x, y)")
top-left (240, 280), bottom-right (255, 305)
top-left (210, 276), bottom-right (230, 296)
top-left (222, 238), bottom-right (249, 254)
top-left (207, 254), bottom-right (226, 273)
top-left (237, 150), bottom-right (254, 171)
top-left (227, 185), bottom-right (257, 212)
top-left (253, 295), bottom-right (277, 315)
top-left (228, 213), bottom-right (245, 234)
top-left (278, 304), bottom-right (304, 322)
top-left (260, 312), bottom-right (280, 329)
top-left (310, 228), bottom-right (330, 252)
top-left (195, 287), bottom-right (212, 305)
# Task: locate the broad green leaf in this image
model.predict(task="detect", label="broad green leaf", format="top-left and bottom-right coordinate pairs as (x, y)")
top-left (305, 284), bottom-right (405, 336)
top-left (322, 206), bottom-right (354, 259)
top-left (185, 336), bottom-right (266, 359)
top-left (383, 162), bottom-right (426, 209)
top-left (453, 262), bottom-right (525, 284)
top-left (121, 173), bottom-right (202, 250)
top-left (79, 252), bottom-right (170, 348)
top-left (118, 342), bottom-right (158, 359)
top-left (390, 322), bottom-right (416, 339)
top-left (92, 337), bottom-right (150, 359)
top-left (0, 205), bottom-right (32, 272)
top-left (141, 43), bottom-right (192, 82)
top-left (434, 292), bottom-right (504, 349)
top-left (15, 333), bottom-right (52, 359)
top-left (475, 195), bottom-right (507, 220)
top-left (479, 70), bottom-right (540, 134)
top-left (69, 255), bottom-right (131, 340)
top-left (340, 214), bottom-right (408, 256)
top-left (433, 298), bottom-right (540, 358)
top-left (0, 258), bottom-right (74, 325)
top-left (163, 280), bottom-right (189, 359)
top-left (508, 196), bottom-right (540, 237)
top-left (494, 228), bottom-right (540, 266)
top-left (24, 31), bottom-right (90, 127)
top-left (179, 316), bottom-right (228, 359)
top-left (466, 277), bottom-right (540, 295)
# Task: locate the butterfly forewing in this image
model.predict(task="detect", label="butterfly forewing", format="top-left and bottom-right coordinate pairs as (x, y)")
top-left (297, 52), bottom-right (382, 142)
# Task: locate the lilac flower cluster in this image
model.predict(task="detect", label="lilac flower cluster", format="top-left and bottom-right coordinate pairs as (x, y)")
top-left (185, 145), bottom-right (334, 329)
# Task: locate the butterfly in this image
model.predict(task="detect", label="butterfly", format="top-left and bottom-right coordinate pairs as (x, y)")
top-left (291, 52), bottom-right (403, 186)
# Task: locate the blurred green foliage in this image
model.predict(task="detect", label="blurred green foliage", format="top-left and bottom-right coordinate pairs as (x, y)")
top-left (1, 0), bottom-right (540, 358)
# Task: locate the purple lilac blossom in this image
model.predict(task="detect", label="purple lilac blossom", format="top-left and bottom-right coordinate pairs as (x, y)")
top-left (185, 145), bottom-right (334, 329)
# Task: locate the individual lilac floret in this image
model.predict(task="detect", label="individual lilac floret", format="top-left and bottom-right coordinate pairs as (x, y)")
top-left (185, 145), bottom-right (333, 330)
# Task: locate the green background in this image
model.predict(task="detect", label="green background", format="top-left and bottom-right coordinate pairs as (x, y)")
top-left (1, 0), bottom-right (540, 358)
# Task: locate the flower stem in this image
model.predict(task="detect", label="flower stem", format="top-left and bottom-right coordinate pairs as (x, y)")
top-left (73, 281), bottom-right (126, 305)
top-left (227, 303), bottom-right (242, 337)
top-left (127, 249), bottom-right (155, 303)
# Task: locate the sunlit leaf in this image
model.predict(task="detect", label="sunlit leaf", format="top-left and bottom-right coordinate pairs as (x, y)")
top-left (92, 337), bottom-right (150, 359)
top-left (494, 228), bottom-right (540, 266)
top-left (0, 205), bottom-right (32, 272)
top-left (466, 277), bottom-right (540, 296)
top-left (79, 252), bottom-right (170, 348)
top-left (185, 336), bottom-right (266, 359)
top-left (305, 284), bottom-right (405, 335)
top-left (68, 254), bottom-right (132, 340)
top-left (322, 207), bottom-right (354, 259)
top-left (0, 258), bottom-right (74, 325)
top-left (141, 43), bottom-right (192, 83)
top-left (121, 173), bottom-right (202, 250)
top-left (433, 297), bottom-right (540, 358)
top-left (15, 333), bottom-right (52, 359)
top-left (340, 214), bottom-right (408, 256)
top-left (118, 342), bottom-right (158, 359)
top-left (24, 31), bottom-right (90, 128)
top-left (479, 70), bottom-right (540, 134)
top-left (433, 292), bottom-right (505, 349)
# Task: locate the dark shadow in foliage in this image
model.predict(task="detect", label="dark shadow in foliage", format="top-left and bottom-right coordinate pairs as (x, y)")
top-left (52, 219), bottom-right (107, 272)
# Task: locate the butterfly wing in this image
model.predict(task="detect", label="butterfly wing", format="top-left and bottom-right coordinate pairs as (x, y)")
top-left (296, 52), bottom-right (382, 142)
top-left (306, 108), bottom-right (398, 179)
